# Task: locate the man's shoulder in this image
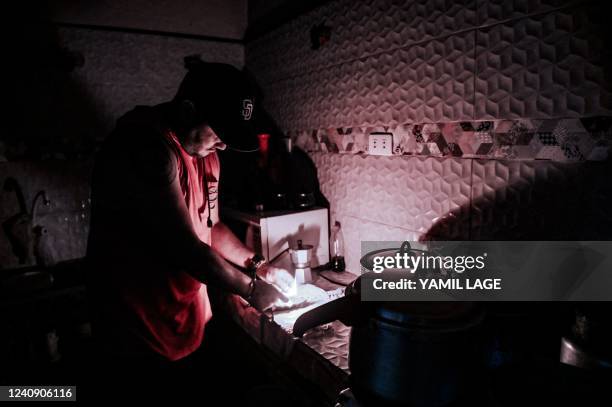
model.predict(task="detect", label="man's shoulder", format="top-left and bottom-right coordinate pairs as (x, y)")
top-left (96, 104), bottom-right (178, 186)
top-left (106, 104), bottom-right (173, 153)
top-left (115, 104), bottom-right (169, 135)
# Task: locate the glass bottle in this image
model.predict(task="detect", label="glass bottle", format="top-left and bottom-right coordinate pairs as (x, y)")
top-left (253, 133), bottom-right (270, 212)
top-left (330, 221), bottom-right (346, 272)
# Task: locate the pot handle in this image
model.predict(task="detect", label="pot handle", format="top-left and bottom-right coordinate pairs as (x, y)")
top-left (293, 294), bottom-right (358, 337)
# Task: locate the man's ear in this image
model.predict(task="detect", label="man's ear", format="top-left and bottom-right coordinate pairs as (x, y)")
top-left (177, 99), bottom-right (197, 128)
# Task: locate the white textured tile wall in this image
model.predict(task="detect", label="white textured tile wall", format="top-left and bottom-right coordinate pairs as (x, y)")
top-left (59, 27), bottom-right (244, 139)
top-left (248, 0), bottom-right (478, 86)
top-left (312, 152), bottom-right (473, 272)
top-left (246, 0), bottom-right (612, 272)
top-left (1, 27), bottom-right (245, 268)
top-left (475, 5), bottom-right (612, 119)
top-left (263, 31), bottom-right (476, 130)
top-left (247, 0), bottom-right (611, 133)
top-left (51, 0), bottom-right (247, 40)
top-left (312, 153), bottom-right (472, 237)
top-left (0, 161), bottom-right (92, 269)
top-left (312, 152), bottom-right (609, 272)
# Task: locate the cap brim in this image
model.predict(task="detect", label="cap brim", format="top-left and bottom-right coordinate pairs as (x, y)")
top-left (209, 118), bottom-right (259, 153)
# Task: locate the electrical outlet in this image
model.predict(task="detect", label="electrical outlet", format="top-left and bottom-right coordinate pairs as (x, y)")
top-left (368, 132), bottom-right (393, 156)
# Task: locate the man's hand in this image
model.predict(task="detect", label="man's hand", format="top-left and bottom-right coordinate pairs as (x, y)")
top-left (249, 279), bottom-right (288, 311)
top-left (257, 265), bottom-right (295, 295)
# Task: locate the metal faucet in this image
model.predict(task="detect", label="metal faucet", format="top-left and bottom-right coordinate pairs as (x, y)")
top-left (31, 190), bottom-right (51, 223)
top-left (2, 178), bottom-right (51, 265)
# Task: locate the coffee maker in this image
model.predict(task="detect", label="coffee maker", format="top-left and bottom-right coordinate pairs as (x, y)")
top-left (289, 240), bottom-right (313, 284)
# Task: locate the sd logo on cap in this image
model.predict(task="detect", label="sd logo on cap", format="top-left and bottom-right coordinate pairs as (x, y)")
top-left (174, 57), bottom-right (260, 152)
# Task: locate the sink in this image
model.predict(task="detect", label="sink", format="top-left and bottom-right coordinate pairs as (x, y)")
top-left (0, 258), bottom-right (86, 298)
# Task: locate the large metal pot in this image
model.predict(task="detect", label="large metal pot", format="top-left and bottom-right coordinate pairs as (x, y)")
top-left (293, 275), bottom-right (484, 406)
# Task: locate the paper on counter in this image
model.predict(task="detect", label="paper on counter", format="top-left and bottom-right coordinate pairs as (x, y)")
top-left (270, 284), bottom-right (344, 333)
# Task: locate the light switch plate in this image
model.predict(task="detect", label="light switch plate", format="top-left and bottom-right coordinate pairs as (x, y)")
top-left (368, 132), bottom-right (393, 156)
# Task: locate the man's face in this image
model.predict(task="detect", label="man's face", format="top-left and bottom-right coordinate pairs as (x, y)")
top-left (182, 123), bottom-right (227, 157)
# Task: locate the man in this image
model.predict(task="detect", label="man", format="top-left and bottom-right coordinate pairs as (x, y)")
top-left (86, 61), bottom-right (293, 368)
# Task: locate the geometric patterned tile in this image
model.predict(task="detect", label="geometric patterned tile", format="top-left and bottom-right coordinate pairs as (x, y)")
top-left (247, 0), bottom-right (612, 275)
top-left (249, 1), bottom-right (611, 140)
top-left (470, 159), bottom-right (584, 239)
top-left (261, 30), bottom-right (476, 132)
top-left (305, 155), bottom-right (612, 270)
top-left (248, 0), bottom-right (478, 86)
top-left (475, 5), bottom-right (612, 119)
top-left (287, 112), bottom-right (612, 164)
top-left (311, 152), bottom-right (472, 239)
top-left (476, 0), bottom-right (577, 26)
top-left (295, 118), bottom-right (611, 161)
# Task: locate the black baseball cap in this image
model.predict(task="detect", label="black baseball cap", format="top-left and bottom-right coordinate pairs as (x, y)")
top-left (174, 60), bottom-right (260, 152)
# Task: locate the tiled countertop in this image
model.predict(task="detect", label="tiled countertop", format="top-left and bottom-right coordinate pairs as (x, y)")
top-left (213, 271), bottom-right (358, 401)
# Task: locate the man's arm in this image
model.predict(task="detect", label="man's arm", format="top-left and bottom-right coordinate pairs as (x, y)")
top-left (209, 182), bottom-right (295, 294)
top-left (140, 165), bottom-right (252, 293)
top-left (128, 134), bottom-right (285, 309)
top-left (211, 221), bottom-right (295, 293)
top-left (211, 222), bottom-right (254, 268)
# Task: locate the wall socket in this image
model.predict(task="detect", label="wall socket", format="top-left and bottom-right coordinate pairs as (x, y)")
top-left (368, 132), bottom-right (393, 156)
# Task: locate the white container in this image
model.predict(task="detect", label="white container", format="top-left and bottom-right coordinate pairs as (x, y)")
top-left (222, 207), bottom-right (329, 274)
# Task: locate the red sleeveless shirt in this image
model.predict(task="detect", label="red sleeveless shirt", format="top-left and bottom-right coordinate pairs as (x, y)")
top-left (136, 131), bottom-right (219, 360)
top-left (88, 110), bottom-right (221, 361)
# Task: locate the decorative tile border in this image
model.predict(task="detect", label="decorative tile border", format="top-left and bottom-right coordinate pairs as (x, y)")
top-left (289, 117), bottom-right (612, 161)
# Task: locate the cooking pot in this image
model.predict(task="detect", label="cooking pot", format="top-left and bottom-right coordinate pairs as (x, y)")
top-left (293, 274), bottom-right (484, 406)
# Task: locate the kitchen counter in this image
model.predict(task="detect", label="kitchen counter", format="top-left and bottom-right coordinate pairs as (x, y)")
top-left (212, 270), bottom-right (358, 402)
top-left (0, 259), bottom-right (91, 366)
